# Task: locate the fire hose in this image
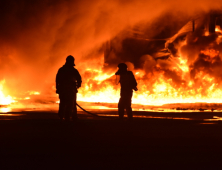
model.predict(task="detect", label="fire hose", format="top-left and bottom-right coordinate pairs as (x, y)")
top-left (76, 103), bottom-right (99, 117)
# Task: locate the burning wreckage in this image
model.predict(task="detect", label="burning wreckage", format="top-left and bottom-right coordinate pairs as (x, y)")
top-left (1, 10), bottom-right (222, 112)
top-left (102, 10), bottom-right (222, 111)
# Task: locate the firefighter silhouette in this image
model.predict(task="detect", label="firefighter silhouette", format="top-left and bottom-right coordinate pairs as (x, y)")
top-left (115, 63), bottom-right (138, 120)
top-left (56, 55), bottom-right (82, 121)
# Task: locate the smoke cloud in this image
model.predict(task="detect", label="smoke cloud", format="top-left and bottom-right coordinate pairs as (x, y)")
top-left (0, 0), bottom-right (222, 100)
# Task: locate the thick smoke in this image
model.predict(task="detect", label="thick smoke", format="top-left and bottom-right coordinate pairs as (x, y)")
top-left (0, 0), bottom-right (222, 102)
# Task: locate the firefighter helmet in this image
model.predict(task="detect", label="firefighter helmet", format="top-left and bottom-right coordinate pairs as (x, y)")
top-left (66, 55), bottom-right (75, 66)
top-left (115, 63), bottom-right (127, 75)
top-left (117, 63), bottom-right (127, 69)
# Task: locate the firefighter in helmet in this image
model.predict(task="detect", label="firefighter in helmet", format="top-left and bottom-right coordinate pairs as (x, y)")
top-left (56, 55), bottom-right (82, 121)
top-left (115, 63), bottom-right (138, 120)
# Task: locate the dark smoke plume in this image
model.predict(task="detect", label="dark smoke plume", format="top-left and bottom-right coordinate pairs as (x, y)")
top-left (0, 0), bottom-right (222, 102)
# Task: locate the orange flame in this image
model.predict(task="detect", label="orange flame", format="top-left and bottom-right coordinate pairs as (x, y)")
top-left (2, 30), bottom-right (222, 109)
top-left (0, 80), bottom-right (15, 105)
top-left (76, 31), bottom-right (222, 106)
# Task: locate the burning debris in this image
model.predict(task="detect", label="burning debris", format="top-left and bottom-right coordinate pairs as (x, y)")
top-left (99, 10), bottom-right (222, 106)
top-left (1, 1), bottom-right (222, 110)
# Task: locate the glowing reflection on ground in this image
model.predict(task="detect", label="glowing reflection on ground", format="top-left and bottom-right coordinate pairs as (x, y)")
top-left (0, 107), bottom-right (11, 113)
top-left (0, 113), bottom-right (25, 116)
top-left (133, 108), bottom-right (222, 112)
top-left (204, 116), bottom-right (222, 121)
top-left (199, 123), bottom-right (217, 125)
top-left (97, 114), bottom-right (192, 120)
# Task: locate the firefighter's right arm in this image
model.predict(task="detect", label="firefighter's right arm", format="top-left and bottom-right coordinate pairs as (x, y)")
top-left (130, 72), bottom-right (138, 91)
top-left (75, 69), bottom-right (82, 88)
top-left (55, 69), bottom-right (61, 94)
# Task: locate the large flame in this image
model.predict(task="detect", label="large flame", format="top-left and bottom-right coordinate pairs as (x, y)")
top-left (77, 28), bottom-right (222, 106)
top-left (2, 26), bottom-right (222, 110)
top-left (1, 0), bottom-right (222, 111)
top-left (0, 80), bottom-right (15, 105)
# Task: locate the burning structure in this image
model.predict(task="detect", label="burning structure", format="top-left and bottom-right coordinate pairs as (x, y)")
top-left (1, 1), bottom-right (222, 111)
top-left (102, 10), bottom-right (222, 105)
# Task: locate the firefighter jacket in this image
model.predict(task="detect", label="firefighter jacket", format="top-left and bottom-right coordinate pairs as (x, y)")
top-left (119, 71), bottom-right (137, 92)
top-left (56, 64), bottom-right (82, 94)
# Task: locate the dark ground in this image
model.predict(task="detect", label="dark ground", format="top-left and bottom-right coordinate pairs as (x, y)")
top-left (1, 110), bottom-right (222, 170)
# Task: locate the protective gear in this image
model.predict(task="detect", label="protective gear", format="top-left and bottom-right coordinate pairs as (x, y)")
top-left (58, 92), bottom-right (77, 121)
top-left (56, 55), bottom-right (82, 121)
top-left (56, 65), bottom-right (81, 94)
top-left (118, 63), bottom-right (127, 69)
top-left (116, 63), bottom-right (138, 120)
top-left (115, 63), bottom-right (127, 75)
top-left (56, 57), bottom-right (81, 94)
top-left (119, 71), bottom-right (137, 91)
top-left (118, 90), bottom-right (133, 120)
top-left (65, 55), bottom-right (75, 66)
